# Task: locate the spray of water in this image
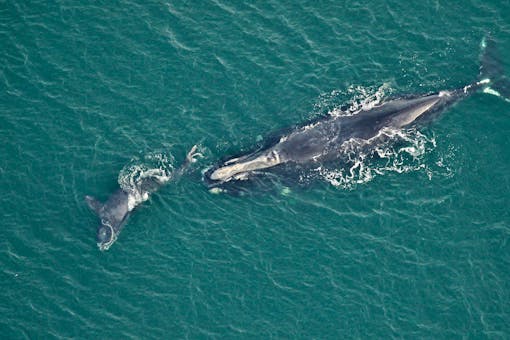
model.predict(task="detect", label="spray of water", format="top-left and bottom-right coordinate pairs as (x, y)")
top-left (118, 152), bottom-right (175, 210)
top-left (314, 83), bottom-right (392, 118)
top-left (310, 85), bottom-right (455, 189)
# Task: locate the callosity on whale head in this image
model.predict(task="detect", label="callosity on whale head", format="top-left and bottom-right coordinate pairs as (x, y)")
top-left (96, 223), bottom-right (116, 251)
top-left (209, 149), bottom-right (282, 182)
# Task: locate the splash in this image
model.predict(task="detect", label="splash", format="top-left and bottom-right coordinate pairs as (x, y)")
top-left (311, 85), bottom-right (454, 189)
top-left (314, 83), bottom-right (392, 118)
top-left (118, 152), bottom-right (175, 210)
top-left (313, 126), bottom-right (457, 189)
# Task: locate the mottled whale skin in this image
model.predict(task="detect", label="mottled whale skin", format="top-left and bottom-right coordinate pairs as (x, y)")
top-left (206, 37), bottom-right (509, 190)
top-left (86, 146), bottom-right (200, 251)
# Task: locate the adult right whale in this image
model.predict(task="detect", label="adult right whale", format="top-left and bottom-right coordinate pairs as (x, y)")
top-left (205, 37), bottom-right (509, 190)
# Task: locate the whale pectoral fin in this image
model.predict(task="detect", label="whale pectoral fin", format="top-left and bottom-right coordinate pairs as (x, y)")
top-left (85, 195), bottom-right (103, 215)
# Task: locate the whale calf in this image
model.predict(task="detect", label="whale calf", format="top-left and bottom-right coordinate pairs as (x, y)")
top-left (86, 146), bottom-right (200, 251)
top-left (206, 37), bottom-right (509, 190)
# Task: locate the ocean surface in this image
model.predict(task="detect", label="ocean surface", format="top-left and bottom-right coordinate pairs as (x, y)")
top-left (1, 0), bottom-right (510, 338)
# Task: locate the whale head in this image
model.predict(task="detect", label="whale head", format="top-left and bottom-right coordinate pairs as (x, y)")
top-left (97, 223), bottom-right (116, 251)
top-left (209, 149), bottom-right (282, 182)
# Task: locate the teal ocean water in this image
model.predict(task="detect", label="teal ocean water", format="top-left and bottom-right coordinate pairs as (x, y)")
top-left (1, 1), bottom-right (510, 338)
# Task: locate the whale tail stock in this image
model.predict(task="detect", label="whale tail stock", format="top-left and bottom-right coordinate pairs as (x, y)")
top-left (479, 35), bottom-right (510, 102)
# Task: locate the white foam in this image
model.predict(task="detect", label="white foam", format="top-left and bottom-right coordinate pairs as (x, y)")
top-left (326, 83), bottom-right (391, 118)
top-left (118, 151), bottom-right (176, 210)
top-left (315, 128), bottom-right (439, 189)
top-left (302, 84), bottom-right (455, 188)
top-left (127, 194), bottom-right (138, 211)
